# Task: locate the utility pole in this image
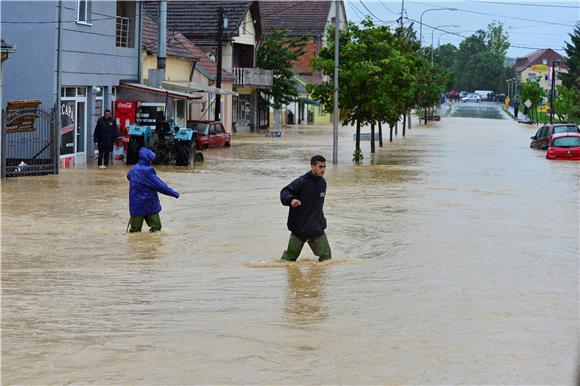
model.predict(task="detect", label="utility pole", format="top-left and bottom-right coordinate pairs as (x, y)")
top-left (400, 0), bottom-right (404, 28)
top-left (215, 7), bottom-right (224, 122)
top-left (332, 0), bottom-right (339, 165)
top-left (549, 61), bottom-right (557, 124)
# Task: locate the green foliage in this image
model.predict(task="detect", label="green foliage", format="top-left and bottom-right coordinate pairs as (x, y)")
top-left (561, 22), bottom-right (580, 92)
top-left (257, 30), bottom-right (308, 109)
top-left (438, 22), bottom-right (510, 91)
top-left (553, 85), bottom-right (580, 121)
top-left (520, 79), bottom-right (546, 110)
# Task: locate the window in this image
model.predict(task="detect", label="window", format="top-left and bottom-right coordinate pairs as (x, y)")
top-left (544, 75), bottom-right (549, 81)
top-left (76, 0), bottom-right (91, 24)
top-left (528, 73), bottom-right (536, 81)
top-left (174, 100), bottom-right (187, 127)
top-left (209, 124), bottom-right (217, 135)
top-left (553, 137), bottom-right (580, 147)
top-left (116, 1), bottom-right (136, 48)
top-left (538, 126), bottom-right (548, 139)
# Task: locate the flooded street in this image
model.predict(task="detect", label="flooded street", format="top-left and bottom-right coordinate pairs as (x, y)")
top-left (2, 106), bottom-right (578, 384)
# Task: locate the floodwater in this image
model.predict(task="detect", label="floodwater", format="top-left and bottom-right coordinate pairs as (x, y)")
top-left (2, 105), bottom-right (578, 384)
top-left (449, 101), bottom-right (507, 119)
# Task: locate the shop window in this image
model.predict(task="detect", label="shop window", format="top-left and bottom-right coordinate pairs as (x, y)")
top-left (116, 1), bottom-right (136, 48)
top-left (76, 87), bottom-right (87, 97)
top-left (62, 87), bottom-right (76, 97)
top-left (76, 0), bottom-right (92, 24)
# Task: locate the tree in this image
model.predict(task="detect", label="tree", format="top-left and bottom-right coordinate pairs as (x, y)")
top-left (450, 22), bottom-right (510, 92)
top-left (520, 79), bottom-right (546, 123)
top-left (309, 19), bottom-right (420, 161)
top-left (561, 22), bottom-right (580, 91)
top-left (257, 30), bottom-right (308, 109)
top-left (486, 21), bottom-right (510, 59)
top-left (553, 85), bottom-right (580, 122)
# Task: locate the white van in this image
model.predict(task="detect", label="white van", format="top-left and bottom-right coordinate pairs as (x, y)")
top-left (474, 90), bottom-right (493, 101)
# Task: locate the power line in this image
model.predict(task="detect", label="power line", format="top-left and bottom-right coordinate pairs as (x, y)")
top-left (408, 1), bottom-right (576, 27)
top-left (378, 0), bottom-right (399, 15)
top-left (407, 17), bottom-right (566, 51)
top-left (347, 1), bottom-right (366, 20)
top-left (358, 0), bottom-right (383, 22)
top-left (466, 0), bottom-right (580, 9)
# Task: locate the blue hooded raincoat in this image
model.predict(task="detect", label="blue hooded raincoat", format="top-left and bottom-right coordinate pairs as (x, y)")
top-left (127, 148), bottom-right (179, 217)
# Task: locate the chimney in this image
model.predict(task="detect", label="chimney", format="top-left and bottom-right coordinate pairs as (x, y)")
top-left (149, 1), bottom-right (167, 87)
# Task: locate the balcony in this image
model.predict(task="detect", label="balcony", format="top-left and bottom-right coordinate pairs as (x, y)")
top-left (229, 68), bottom-right (273, 88)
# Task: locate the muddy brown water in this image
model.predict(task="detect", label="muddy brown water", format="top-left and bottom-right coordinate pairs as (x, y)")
top-left (2, 109), bottom-right (578, 384)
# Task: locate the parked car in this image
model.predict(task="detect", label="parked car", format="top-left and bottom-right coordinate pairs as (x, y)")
top-left (461, 94), bottom-right (481, 103)
top-left (546, 133), bottom-right (580, 160)
top-left (529, 123), bottom-right (580, 150)
top-left (186, 120), bottom-right (231, 150)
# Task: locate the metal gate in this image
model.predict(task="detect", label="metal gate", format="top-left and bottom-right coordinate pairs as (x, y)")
top-left (1, 107), bottom-right (59, 178)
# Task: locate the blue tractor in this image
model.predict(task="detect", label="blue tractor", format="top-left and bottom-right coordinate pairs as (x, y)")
top-left (126, 120), bottom-right (203, 166)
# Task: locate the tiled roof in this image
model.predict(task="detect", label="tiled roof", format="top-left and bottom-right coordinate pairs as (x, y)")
top-left (514, 48), bottom-right (567, 73)
top-left (260, 1), bottom-right (332, 36)
top-left (143, 1), bottom-right (257, 47)
top-left (142, 15), bottom-right (233, 81)
top-left (142, 15), bottom-right (200, 60)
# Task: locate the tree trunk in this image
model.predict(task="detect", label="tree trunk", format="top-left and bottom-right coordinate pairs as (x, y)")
top-left (424, 108), bottom-right (428, 125)
top-left (402, 114), bottom-right (406, 136)
top-left (395, 121), bottom-right (398, 136)
top-left (408, 111), bottom-right (412, 130)
top-left (356, 119), bottom-right (361, 152)
top-left (370, 121), bottom-right (376, 154)
top-left (389, 124), bottom-right (393, 142)
top-left (378, 121), bottom-right (383, 147)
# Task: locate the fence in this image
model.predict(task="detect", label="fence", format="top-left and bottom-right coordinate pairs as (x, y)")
top-left (1, 107), bottom-right (59, 177)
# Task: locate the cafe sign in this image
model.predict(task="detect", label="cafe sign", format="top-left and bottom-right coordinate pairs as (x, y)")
top-left (531, 64), bottom-right (549, 73)
top-left (5, 99), bottom-right (42, 133)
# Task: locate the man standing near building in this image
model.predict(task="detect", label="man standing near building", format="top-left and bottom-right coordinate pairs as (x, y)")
top-left (513, 95), bottom-right (520, 118)
top-left (280, 155), bottom-right (331, 262)
top-left (93, 109), bottom-right (118, 168)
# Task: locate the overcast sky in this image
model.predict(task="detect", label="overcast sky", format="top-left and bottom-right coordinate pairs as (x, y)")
top-left (343, 0), bottom-right (579, 58)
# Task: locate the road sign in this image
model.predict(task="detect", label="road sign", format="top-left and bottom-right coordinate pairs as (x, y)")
top-left (524, 99), bottom-right (532, 108)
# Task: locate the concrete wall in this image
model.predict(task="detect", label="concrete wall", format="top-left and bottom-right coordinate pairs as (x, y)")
top-left (1, 1), bottom-right (58, 109)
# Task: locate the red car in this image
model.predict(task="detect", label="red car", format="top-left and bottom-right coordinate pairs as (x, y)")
top-left (187, 120), bottom-right (231, 150)
top-left (546, 133), bottom-right (580, 160)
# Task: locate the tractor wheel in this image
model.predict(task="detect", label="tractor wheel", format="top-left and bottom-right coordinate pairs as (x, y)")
top-left (194, 151), bottom-right (204, 163)
top-left (175, 141), bottom-right (191, 166)
top-left (126, 136), bottom-right (143, 165)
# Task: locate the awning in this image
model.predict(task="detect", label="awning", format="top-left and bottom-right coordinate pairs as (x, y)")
top-left (162, 81), bottom-right (239, 96)
top-left (120, 82), bottom-right (202, 100)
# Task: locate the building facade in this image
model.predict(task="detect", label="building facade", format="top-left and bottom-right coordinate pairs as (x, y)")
top-left (144, 1), bottom-right (273, 133)
top-left (515, 48), bottom-right (568, 94)
top-left (259, 0), bottom-right (347, 127)
top-left (1, 0), bottom-right (141, 166)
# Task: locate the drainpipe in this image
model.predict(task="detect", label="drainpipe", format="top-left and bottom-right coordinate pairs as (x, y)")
top-left (55, 0), bottom-right (63, 174)
top-left (137, 1), bottom-right (142, 82)
top-left (157, 1), bottom-right (167, 70)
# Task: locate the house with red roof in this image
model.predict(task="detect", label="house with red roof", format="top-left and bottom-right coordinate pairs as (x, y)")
top-left (514, 48), bottom-right (568, 94)
top-left (260, 1), bottom-right (347, 127)
top-left (139, 15), bottom-right (236, 131)
top-left (144, 1), bottom-right (273, 133)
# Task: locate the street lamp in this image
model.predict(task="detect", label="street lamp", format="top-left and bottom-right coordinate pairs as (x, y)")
top-left (431, 25), bottom-right (459, 65)
top-left (419, 7), bottom-right (457, 46)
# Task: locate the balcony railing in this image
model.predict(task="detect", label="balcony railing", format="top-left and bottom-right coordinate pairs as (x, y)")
top-left (229, 68), bottom-right (273, 88)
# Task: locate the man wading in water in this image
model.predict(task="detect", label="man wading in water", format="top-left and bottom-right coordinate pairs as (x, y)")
top-left (280, 155), bottom-right (331, 262)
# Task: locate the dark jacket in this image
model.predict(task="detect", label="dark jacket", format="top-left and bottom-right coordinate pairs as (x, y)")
top-left (127, 148), bottom-right (179, 217)
top-left (93, 116), bottom-right (118, 152)
top-left (280, 171), bottom-right (327, 241)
